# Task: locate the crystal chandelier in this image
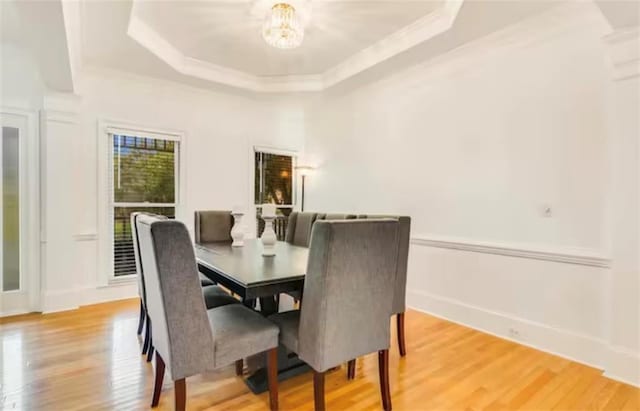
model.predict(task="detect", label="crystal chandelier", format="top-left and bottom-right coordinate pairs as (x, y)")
top-left (262, 3), bottom-right (304, 49)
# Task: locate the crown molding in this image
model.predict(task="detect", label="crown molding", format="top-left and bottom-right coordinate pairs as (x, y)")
top-left (127, 0), bottom-right (463, 93)
top-left (323, 0), bottom-right (463, 88)
top-left (603, 27), bottom-right (640, 81)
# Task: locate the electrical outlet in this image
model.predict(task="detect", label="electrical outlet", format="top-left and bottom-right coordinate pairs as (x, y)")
top-left (508, 328), bottom-right (521, 339)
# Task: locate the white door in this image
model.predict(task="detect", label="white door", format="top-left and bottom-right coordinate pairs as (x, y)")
top-left (0, 111), bottom-right (39, 316)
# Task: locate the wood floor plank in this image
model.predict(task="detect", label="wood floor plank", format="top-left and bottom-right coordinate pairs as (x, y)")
top-left (0, 299), bottom-right (637, 410)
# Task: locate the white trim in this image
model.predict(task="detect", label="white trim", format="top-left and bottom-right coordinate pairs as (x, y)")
top-left (97, 119), bottom-right (185, 286)
top-left (73, 233), bottom-right (98, 242)
top-left (41, 288), bottom-right (81, 314)
top-left (604, 345), bottom-right (640, 387)
top-left (0, 108), bottom-right (41, 315)
top-left (411, 235), bottom-right (610, 268)
top-left (106, 126), bottom-right (182, 142)
top-left (407, 289), bottom-right (607, 370)
top-left (126, 0), bottom-right (463, 92)
top-left (408, 289), bottom-right (640, 387)
top-left (253, 145), bottom-right (300, 158)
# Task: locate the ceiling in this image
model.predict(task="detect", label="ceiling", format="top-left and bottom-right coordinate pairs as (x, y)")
top-left (5, 0), bottom-right (636, 93)
top-left (134, 1), bottom-right (443, 77)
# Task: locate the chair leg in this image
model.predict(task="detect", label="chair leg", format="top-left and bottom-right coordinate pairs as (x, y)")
top-left (146, 320), bottom-right (154, 362)
top-left (378, 349), bottom-right (392, 411)
top-left (347, 359), bottom-right (356, 380)
top-left (267, 348), bottom-right (279, 411)
top-left (142, 314), bottom-right (151, 355)
top-left (151, 353), bottom-right (165, 407)
top-left (397, 312), bottom-right (407, 357)
top-left (174, 379), bottom-right (186, 411)
top-left (235, 359), bottom-right (244, 376)
top-left (147, 341), bottom-right (154, 362)
top-left (137, 300), bottom-right (145, 335)
top-left (313, 371), bottom-right (325, 411)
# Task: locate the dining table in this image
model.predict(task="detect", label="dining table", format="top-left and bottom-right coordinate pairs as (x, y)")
top-left (195, 239), bottom-right (309, 394)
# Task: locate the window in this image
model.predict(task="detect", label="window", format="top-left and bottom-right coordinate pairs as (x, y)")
top-left (109, 133), bottom-right (179, 277)
top-left (254, 150), bottom-right (295, 211)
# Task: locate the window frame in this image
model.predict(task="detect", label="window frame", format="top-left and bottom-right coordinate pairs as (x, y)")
top-left (252, 145), bottom-right (298, 213)
top-left (98, 120), bottom-right (185, 286)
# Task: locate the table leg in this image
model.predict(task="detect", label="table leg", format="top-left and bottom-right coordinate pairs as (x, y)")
top-left (243, 295), bottom-right (310, 394)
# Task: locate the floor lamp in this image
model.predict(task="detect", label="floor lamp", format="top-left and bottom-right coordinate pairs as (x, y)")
top-left (296, 165), bottom-right (314, 212)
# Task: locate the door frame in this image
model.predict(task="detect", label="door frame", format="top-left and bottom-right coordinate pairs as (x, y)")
top-left (0, 107), bottom-right (40, 316)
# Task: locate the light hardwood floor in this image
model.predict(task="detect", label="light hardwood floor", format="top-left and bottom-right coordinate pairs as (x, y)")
top-left (0, 299), bottom-right (638, 410)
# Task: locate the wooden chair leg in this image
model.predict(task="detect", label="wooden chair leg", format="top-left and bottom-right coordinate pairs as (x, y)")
top-left (347, 359), bottom-right (356, 380)
top-left (142, 314), bottom-right (151, 355)
top-left (397, 312), bottom-right (406, 357)
top-left (378, 349), bottom-right (391, 411)
top-left (235, 359), bottom-right (244, 376)
top-left (147, 341), bottom-right (154, 362)
top-left (146, 320), bottom-right (154, 362)
top-left (267, 348), bottom-right (279, 411)
top-left (313, 371), bottom-right (325, 411)
top-left (151, 353), bottom-right (165, 407)
top-left (137, 300), bottom-right (145, 335)
top-left (174, 379), bottom-right (186, 411)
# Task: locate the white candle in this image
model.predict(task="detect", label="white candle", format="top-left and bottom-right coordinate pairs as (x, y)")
top-left (232, 204), bottom-right (243, 214)
top-left (262, 204), bottom-right (276, 217)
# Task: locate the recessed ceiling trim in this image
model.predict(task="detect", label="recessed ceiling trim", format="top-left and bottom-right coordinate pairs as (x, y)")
top-left (323, 0), bottom-right (463, 88)
top-left (127, 0), bottom-right (464, 92)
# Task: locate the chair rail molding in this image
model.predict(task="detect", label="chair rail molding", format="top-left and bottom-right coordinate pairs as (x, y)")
top-left (411, 235), bottom-right (610, 268)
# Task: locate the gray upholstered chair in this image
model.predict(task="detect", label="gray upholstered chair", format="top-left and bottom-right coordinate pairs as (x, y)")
top-left (270, 219), bottom-right (400, 411)
top-left (137, 215), bottom-right (280, 411)
top-left (316, 213), bottom-right (357, 220)
top-left (355, 215), bottom-right (411, 359)
top-left (195, 210), bottom-right (234, 243)
top-left (284, 211), bottom-right (319, 247)
top-left (131, 212), bottom-right (239, 364)
top-left (194, 210), bottom-right (235, 286)
top-left (131, 212), bottom-right (167, 362)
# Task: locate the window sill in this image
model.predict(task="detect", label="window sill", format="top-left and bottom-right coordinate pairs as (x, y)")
top-left (106, 275), bottom-right (137, 287)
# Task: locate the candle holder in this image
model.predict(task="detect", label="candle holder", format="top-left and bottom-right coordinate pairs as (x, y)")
top-left (261, 204), bottom-right (277, 257)
top-left (231, 211), bottom-right (244, 247)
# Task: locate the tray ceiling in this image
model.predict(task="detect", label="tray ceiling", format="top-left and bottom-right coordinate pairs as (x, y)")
top-left (78, 0), bottom-right (572, 93)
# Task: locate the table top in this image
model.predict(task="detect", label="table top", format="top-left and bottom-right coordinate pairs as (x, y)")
top-left (195, 239), bottom-right (309, 299)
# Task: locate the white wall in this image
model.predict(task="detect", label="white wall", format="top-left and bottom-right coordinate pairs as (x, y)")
top-left (304, 6), bottom-right (638, 382)
top-left (0, 42), bottom-right (44, 109)
top-left (37, 67), bottom-right (307, 312)
top-left (603, 27), bottom-right (640, 384)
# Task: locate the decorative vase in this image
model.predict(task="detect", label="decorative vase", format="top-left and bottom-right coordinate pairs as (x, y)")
top-left (261, 204), bottom-right (277, 257)
top-left (231, 211), bottom-right (244, 247)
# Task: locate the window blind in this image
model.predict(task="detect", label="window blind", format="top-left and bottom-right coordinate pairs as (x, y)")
top-left (111, 134), bottom-right (177, 277)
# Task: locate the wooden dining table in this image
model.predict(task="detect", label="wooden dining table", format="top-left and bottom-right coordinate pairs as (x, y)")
top-left (195, 239), bottom-right (309, 394)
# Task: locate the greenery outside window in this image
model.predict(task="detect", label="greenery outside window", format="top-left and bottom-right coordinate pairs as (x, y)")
top-left (110, 134), bottom-right (179, 278)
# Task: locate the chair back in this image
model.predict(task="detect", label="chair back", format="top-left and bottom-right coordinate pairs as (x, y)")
top-left (317, 213), bottom-right (356, 220)
top-left (137, 215), bottom-right (215, 380)
top-left (285, 211), bottom-right (319, 247)
top-left (359, 215), bottom-right (411, 314)
top-left (194, 210), bottom-right (233, 244)
top-left (131, 212), bottom-right (168, 307)
top-left (298, 219), bottom-right (399, 372)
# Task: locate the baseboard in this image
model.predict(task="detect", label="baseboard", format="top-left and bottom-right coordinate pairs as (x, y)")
top-left (41, 283), bottom-right (138, 314)
top-left (408, 290), bottom-right (606, 366)
top-left (83, 282), bottom-right (138, 306)
top-left (41, 289), bottom-right (81, 314)
top-left (604, 345), bottom-right (640, 387)
top-left (408, 289), bottom-right (640, 387)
